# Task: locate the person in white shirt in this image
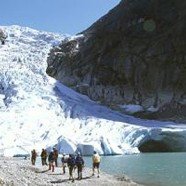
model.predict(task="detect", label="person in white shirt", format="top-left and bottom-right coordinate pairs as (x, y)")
top-left (92, 151), bottom-right (101, 178)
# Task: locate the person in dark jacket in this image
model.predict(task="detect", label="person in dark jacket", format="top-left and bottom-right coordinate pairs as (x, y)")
top-left (61, 153), bottom-right (67, 174)
top-left (53, 147), bottom-right (58, 167)
top-left (67, 154), bottom-right (76, 182)
top-left (41, 149), bottom-right (48, 166)
top-left (75, 152), bottom-right (84, 180)
top-left (31, 149), bottom-right (37, 165)
top-left (48, 151), bottom-right (55, 172)
top-left (0, 29), bottom-right (7, 45)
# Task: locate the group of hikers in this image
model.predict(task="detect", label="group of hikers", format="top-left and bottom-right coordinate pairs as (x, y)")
top-left (31, 148), bottom-right (101, 181)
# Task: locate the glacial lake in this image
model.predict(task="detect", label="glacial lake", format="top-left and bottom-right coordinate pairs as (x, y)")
top-left (83, 153), bottom-right (186, 186)
top-left (35, 152), bottom-right (186, 186)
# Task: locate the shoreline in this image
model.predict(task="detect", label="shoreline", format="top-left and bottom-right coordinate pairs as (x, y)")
top-left (0, 157), bottom-right (141, 185)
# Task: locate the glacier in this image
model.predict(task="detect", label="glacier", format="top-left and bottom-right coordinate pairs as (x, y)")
top-left (0, 25), bottom-right (186, 157)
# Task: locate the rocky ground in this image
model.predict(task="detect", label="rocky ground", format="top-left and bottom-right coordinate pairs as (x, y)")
top-left (0, 157), bottom-right (140, 186)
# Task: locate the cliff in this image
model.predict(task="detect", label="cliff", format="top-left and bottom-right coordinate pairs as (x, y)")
top-left (47, 0), bottom-right (186, 123)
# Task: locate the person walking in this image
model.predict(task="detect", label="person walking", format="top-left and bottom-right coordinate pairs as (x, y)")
top-left (41, 149), bottom-right (48, 166)
top-left (0, 29), bottom-right (7, 45)
top-left (61, 153), bottom-right (67, 174)
top-left (48, 150), bottom-right (55, 172)
top-left (92, 151), bottom-right (101, 178)
top-left (75, 152), bottom-right (84, 180)
top-left (31, 149), bottom-right (37, 165)
top-left (67, 154), bottom-right (76, 182)
top-left (53, 147), bottom-right (58, 167)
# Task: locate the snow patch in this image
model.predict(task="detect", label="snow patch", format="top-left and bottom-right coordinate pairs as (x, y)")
top-left (147, 106), bottom-right (159, 112)
top-left (119, 104), bottom-right (144, 114)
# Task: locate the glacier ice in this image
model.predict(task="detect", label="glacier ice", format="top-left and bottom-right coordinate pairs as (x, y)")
top-left (0, 25), bottom-right (186, 157)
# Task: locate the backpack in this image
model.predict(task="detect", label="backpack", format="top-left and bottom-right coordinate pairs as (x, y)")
top-left (93, 154), bottom-right (101, 163)
top-left (68, 157), bottom-right (76, 167)
top-left (48, 152), bottom-right (54, 162)
top-left (61, 156), bottom-right (67, 163)
top-left (76, 156), bottom-right (84, 165)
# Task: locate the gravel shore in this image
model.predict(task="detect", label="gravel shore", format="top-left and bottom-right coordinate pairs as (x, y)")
top-left (0, 157), bottom-right (141, 186)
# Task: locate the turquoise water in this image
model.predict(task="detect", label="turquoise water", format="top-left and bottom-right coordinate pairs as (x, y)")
top-left (83, 153), bottom-right (186, 186)
top-left (35, 152), bottom-right (186, 186)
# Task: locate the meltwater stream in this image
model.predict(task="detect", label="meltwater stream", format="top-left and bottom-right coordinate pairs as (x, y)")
top-left (83, 153), bottom-right (186, 186)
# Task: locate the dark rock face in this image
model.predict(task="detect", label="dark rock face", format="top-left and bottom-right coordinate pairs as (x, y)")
top-left (138, 131), bottom-right (186, 152)
top-left (47, 0), bottom-right (186, 122)
top-left (138, 140), bottom-right (172, 152)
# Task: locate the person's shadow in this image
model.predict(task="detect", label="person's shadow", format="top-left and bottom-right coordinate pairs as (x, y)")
top-left (35, 169), bottom-right (50, 173)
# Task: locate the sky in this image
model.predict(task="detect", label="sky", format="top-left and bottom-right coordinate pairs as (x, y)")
top-left (0, 0), bottom-right (120, 35)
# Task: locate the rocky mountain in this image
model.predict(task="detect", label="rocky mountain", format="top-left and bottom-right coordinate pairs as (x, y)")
top-left (47, 0), bottom-right (186, 123)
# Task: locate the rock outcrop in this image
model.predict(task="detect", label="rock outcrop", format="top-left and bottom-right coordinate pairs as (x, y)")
top-left (47, 0), bottom-right (186, 123)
